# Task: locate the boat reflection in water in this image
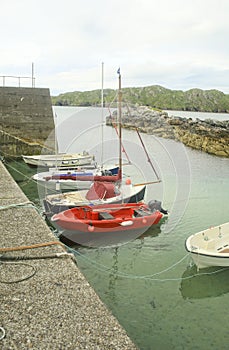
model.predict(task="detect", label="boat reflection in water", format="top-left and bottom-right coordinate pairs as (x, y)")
top-left (180, 264), bottom-right (229, 299)
top-left (58, 217), bottom-right (168, 252)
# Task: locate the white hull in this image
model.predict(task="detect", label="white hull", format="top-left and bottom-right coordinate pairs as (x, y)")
top-left (36, 177), bottom-right (92, 191)
top-left (43, 183), bottom-right (146, 216)
top-left (33, 165), bottom-right (119, 191)
top-left (22, 152), bottom-right (94, 168)
top-left (33, 168), bottom-right (95, 191)
top-left (190, 253), bottom-right (229, 269)
top-left (185, 222), bottom-right (229, 269)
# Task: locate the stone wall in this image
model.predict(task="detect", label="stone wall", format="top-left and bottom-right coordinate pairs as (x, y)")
top-left (0, 87), bottom-right (55, 158)
top-left (0, 130), bottom-right (53, 159)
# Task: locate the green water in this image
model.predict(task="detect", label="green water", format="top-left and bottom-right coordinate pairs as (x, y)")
top-left (5, 107), bottom-right (229, 350)
top-left (74, 153), bottom-right (229, 350)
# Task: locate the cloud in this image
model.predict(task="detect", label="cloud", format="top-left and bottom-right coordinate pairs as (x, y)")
top-left (1, 0), bottom-right (229, 94)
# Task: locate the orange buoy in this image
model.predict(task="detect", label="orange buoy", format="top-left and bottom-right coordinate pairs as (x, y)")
top-left (125, 178), bottom-right (131, 185)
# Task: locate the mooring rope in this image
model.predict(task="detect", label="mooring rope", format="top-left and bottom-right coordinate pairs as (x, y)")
top-left (0, 241), bottom-right (64, 252)
top-left (0, 261), bottom-right (37, 284)
top-left (0, 327), bottom-right (6, 341)
top-left (69, 247), bottom-right (229, 282)
top-left (0, 201), bottom-right (38, 211)
top-left (0, 241), bottom-right (75, 285)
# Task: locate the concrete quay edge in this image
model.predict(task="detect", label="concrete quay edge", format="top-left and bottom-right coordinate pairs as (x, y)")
top-left (0, 161), bottom-right (138, 350)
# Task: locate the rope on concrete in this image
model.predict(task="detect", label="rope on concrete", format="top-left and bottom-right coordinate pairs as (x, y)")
top-left (0, 200), bottom-right (40, 213)
top-left (0, 241), bottom-right (64, 252)
top-left (0, 261), bottom-right (37, 284)
top-left (0, 252), bottom-right (76, 261)
top-left (0, 250), bottom-right (76, 284)
top-left (0, 327), bottom-right (6, 341)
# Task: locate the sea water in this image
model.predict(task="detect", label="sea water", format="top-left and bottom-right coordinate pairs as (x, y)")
top-left (6, 106), bottom-right (229, 350)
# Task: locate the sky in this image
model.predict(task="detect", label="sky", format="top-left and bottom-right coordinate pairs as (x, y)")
top-left (1, 0), bottom-right (229, 96)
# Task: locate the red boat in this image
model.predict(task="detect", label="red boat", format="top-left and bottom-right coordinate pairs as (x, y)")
top-left (51, 201), bottom-right (164, 247)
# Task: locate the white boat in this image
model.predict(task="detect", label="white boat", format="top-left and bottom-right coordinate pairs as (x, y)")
top-left (22, 151), bottom-right (95, 168)
top-left (185, 222), bottom-right (229, 269)
top-left (43, 179), bottom-right (147, 217)
top-left (33, 165), bottom-right (119, 191)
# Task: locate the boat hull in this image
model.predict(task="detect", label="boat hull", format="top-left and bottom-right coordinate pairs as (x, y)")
top-left (187, 251), bottom-right (229, 269)
top-left (43, 185), bottom-right (146, 217)
top-left (59, 226), bottom-right (153, 247)
top-left (22, 153), bottom-right (94, 168)
top-left (37, 179), bottom-right (92, 191)
top-left (185, 222), bottom-right (229, 269)
top-left (52, 203), bottom-right (163, 247)
top-left (33, 166), bottom-right (119, 191)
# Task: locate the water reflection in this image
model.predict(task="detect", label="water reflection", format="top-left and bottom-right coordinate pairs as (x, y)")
top-left (180, 265), bottom-right (229, 299)
top-left (59, 217), bottom-right (166, 250)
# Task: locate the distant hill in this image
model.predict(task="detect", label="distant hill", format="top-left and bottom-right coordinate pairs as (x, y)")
top-left (51, 85), bottom-right (229, 113)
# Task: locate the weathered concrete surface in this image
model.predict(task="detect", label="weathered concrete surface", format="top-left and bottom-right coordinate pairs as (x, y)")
top-left (0, 87), bottom-right (55, 157)
top-left (0, 161), bottom-right (138, 350)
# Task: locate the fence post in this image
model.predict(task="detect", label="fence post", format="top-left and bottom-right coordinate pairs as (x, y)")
top-left (0, 75), bottom-right (35, 88)
top-left (32, 62), bottom-right (34, 88)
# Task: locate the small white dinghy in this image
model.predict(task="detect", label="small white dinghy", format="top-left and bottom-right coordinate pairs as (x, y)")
top-left (185, 222), bottom-right (229, 269)
top-left (22, 151), bottom-right (94, 168)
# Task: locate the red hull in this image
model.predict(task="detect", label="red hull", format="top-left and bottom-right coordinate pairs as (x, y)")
top-left (52, 203), bottom-right (163, 234)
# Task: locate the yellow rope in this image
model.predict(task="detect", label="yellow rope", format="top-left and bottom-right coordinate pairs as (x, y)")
top-left (0, 241), bottom-right (64, 252)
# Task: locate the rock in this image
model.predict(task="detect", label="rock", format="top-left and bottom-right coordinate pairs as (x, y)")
top-left (106, 105), bottom-right (229, 158)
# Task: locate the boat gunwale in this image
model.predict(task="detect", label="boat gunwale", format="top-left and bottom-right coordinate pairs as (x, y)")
top-left (185, 231), bottom-right (229, 259)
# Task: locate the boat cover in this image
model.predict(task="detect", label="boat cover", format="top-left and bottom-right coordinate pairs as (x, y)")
top-left (85, 181), bottom-right (119, 200)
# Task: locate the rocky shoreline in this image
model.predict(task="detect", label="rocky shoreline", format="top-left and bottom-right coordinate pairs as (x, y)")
top-left (106, 106), bottom-right (229, 158)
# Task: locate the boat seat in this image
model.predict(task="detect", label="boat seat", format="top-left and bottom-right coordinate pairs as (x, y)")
top-left (98, 211), bottom-right (115, 220)
top-left (218, 248), bottom-right (229, 253)
top-left (134, 208), bottom-right (151, 217)
top-left (217, 244), bottom-right (229, 253)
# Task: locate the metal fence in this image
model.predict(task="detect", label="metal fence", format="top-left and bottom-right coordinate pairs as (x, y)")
top-left (0, 75), bottom-right (35, 88)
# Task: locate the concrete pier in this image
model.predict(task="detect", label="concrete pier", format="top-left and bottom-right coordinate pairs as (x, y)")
top-left (0, 161), bottom-right (138, 349)
top-left (0, 87), bottom-right (55, 157)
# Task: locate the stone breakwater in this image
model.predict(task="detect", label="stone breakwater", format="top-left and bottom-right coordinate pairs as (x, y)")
top-left (106, 106), bottom-right (229, 158)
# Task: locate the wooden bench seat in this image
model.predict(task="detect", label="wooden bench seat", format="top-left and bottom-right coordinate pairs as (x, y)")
top-left (134, 209), bottom-right (151, 217)
top-left (217, 244), bottom-right (229, 253)
top-left (218, 248), bottom-right (229, 253)
top-left (98, 211), bottom-right (115, 220)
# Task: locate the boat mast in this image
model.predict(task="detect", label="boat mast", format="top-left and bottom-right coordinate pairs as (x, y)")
top-left (101, 62), bottom-right (104, 169)
top-left (118, 68), bottom-right (122, 180)
top-left (54, 112), bottom-right (58, 171)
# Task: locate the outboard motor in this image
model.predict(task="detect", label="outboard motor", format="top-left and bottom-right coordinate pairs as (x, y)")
top-left (148, 200), bottom-right (168, 215)
top-left (105, 170), bottom-right (112, 176)
top-left (101, 169), bottom-right (112, 176)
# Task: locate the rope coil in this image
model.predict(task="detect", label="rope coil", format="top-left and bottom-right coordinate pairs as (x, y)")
top-left (0, 327), bottom-right (6, 341)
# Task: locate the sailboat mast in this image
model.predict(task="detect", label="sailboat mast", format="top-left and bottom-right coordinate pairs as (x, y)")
top-left (118, 69), bottom-right (122, 179)
top-left (101, 62), bottom-right (104, 168)
top-left (54, 112), bottom-right (58, 171)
